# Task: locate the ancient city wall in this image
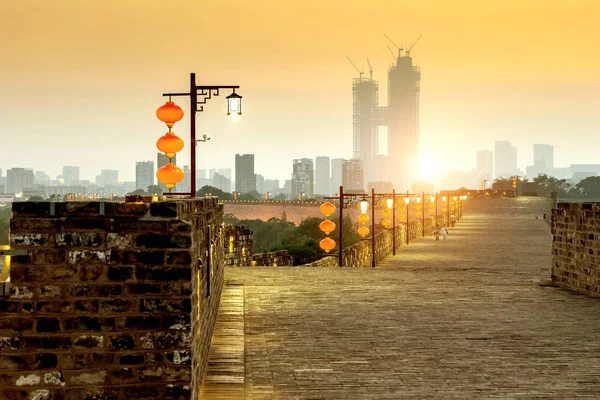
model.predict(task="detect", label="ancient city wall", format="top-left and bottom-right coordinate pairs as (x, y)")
top-left (551, 202), bottom-right (600, 296)
top-left (0, 198), bottom-right (224, 400)
top-left (308, 216), bottom-right (443, 268)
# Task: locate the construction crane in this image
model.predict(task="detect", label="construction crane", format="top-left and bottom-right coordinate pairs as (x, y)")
top-left (405, 34), bottom-right (422, 57)
top-left (386, 45), bottom-right (397, 60)
top-left (383, 33), bottom-right (403, 57)
top-left (366, 57), bottom-right (373, 80)
top-left (345, 55), bottom-right (364, 79)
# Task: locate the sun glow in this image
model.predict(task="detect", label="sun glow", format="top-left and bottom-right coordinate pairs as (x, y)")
top-left (418, 152), bottom-right (441, 179)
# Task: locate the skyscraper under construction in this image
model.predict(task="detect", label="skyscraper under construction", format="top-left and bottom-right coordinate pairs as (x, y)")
top-left (349, 36), bottom-right (421, 192)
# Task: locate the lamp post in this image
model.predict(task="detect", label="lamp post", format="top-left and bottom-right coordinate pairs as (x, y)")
top-left (159, 73), bottom-right (242, 197)
top-left (405, 195), bottom-right (410, 245)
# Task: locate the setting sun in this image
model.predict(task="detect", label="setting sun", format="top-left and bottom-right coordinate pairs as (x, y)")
top-left (418, 152), bottom-right (441, 179)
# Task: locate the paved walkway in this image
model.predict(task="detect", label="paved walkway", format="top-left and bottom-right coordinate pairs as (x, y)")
top-left (203, 205), bottom-right (600, 399)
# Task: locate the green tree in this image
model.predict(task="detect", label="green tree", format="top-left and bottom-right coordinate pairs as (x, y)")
top-left (196, 186), bottom-right (233, 200)
top-left (49, 194), bottom-right (62, 201)
top-left (147, 185), bottom-right (162, 195)
top-left (533, 174), bottom-right (571, 197)
top-left (27, 196), bottom-right (45, 202)
top-left (238, 191), bottom-right (261, 201)
top-left (130, 189), bottom-right (147, 196)
top-left (572, 176), bottom-right (600, 198)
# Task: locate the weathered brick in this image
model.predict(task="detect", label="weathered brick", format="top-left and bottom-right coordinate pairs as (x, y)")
top-left (140, 298), bottom-right (191, 314)
top-left (78, 265), bottom-right (106, 281)
top-left (119, 354), bottom-right (145, 365)
top-left (110, 367), bottom-right (136, 384)
top-left (164, 384), bottom-right (191, 399)
top-left (73, 335), bottom-right (104, 349)
top-left (10, 233), bottom-right (49, 246)
top-left (61, 353), bottom-right (86, 369)
top-left (55, 232), bottom-right (102, 247)
top-left (74, 300), bottom-right (99, 314)
top-left (73, 284), bottom-right (122, 297)
top-left (40, 285), bottom-right (63, 298)
top-left (124, 283), bottom-right (161, 295)
top-left (90, 352), bottom-right (115, 367)
top-left (100, 299), bottom-right (137, 314)
top-left (149, 202), bottom-right (177, 218)
top-left (136, 266), bottom-right (191, 282)
top-left (0, 318), bottom-right (34, 332)
top-left (64, 317), bottom-right (115, 332)
top-left (32, 353), bottom-right (58, 370)
top-left (10, 217), bottom-right (62, 233)
top-left (22, 336), bottom-right (71, 350)
top-left (118, 316), bottom-right (161, 330)
top-left (64, 387), bottom-right (119, 400)
top-left (165, 350), bottom-right (191, 365)
top-left (107, 266), bottom-right (133, 281)
top-left (36, 318), bottom-right (61, 333)
top-left (36, 301), bottom-right (74, 314)
top-left (67, 369), bottom-right (108, 385)
top-left (166, 251), bottom-right (192, 265)
top-left (10, 265), bottom-right (48, 283)
top-left (136, 233), bottom-right (191, 249)
top-left (10, 286), bottom-right (35, 299)
top-left (123, 251), bottom-right (165, 266)
top-left (51, 265), bottom-right (78, 281)
top-left (0, 301), bottom-right (20, 313)
top-left (163, 315), bottom-right (191, 331)
top-left (113, 220), bottom-right (168, 231)
top-left (139, 331), bottom-right (191, 350)
top-left (162, 283), bottom-right (192, 296)
top-left (109, 334), bottom-right (135, 350)
top-left (122, 385), bottom-right (161, 399)
top-left (0, 355), bottom-right (28, 370)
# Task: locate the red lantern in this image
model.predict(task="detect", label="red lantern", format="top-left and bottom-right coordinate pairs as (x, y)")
top-left (156, 132), bottom-right (184, 159)
top-left (156, 163), bottom-right (184, 190)
top-left (156, 101), bottom-right (184, 128)
top-left (319, 237), bottom-right (336, 253)
top-left (319, 219), bottom-right (336, 236)
top-left (357, 226), bottom-right (370, 238)
top-left (319, 201), bottom-right (336, 217)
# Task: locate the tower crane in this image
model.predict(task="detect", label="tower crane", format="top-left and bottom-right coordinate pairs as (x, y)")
top-left (386, 45), bottom-right (397, 60)
top-left (366, 57), bottom-right (373, 80)
top-left (405, 34), bottom-right (422, 57)
top-left (345, 56), bottom-right (364, 79)
top-left (383, 33), bottom-right (403, 57)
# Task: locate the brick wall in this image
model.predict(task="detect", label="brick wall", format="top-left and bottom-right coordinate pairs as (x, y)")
top-left (0, 198), bottom-right (224, 399)
top-left (223, 225), bottom-right (253, 267)
top-left (251, 250), bottom-right (293, 267)
top-left (307, 217), bottom-right (443, 268)
top-left (551, 202), bottom-right (600, 296)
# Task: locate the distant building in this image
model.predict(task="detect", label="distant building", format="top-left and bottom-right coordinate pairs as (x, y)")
top-left (494, 141), bottom-right (518, 179)
top-left (476, 150), bottom-right (493, 185)
top-left (264, 179), bottom-right (280, 194)
top-left (157, 153), bottom-right (176, 193)
top-left (96, 169), bottom-right (119, 188)
top-left (7, 168), bottom-right (34, 194)
top-left (283, 180), bottom-right (292, 196)
top-left (235, 154), bottom-right (256, 194)
top-left (217, 168), bottom-right (232, 182)
top-left (342, 159), bottom-right (364, 193)
top-left (35, 171), bottom-right (51, 186)
top-left (62, 166), bottom-right (80, 186)
top-left (527, 144), bottom-right (554, 178)
top-left (330, 158), bottom-right (344, 193)
top-left (368, 181), bottom-right (393, 194)
top-left (22, 188), bottom-right (47, 200)
top-left (314, 156), bottom-right (330, 196)
top-left (255, 174), bottom-right (265, 194)
top-left (0, 169), bottom-right (4, 193)
top-left (371, 155), bottom-right (392, 184)
top-left (135, 161), bottom-right (154, 191)
top-left (291, 158), bottom-right (314, 199)
top-left (213, 172), bottom-right (231, 193)
top-left (180, 166), bottom-right (191, 193)
top-left (411, 181), bottom-right (434, 194)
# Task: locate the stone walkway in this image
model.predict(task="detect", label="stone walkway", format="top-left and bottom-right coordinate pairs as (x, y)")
top-left (203, 203), bottom-right (600, 399)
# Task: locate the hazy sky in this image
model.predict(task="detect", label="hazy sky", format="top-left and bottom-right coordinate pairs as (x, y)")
top-left (1, 0), bottom-right (599, 182)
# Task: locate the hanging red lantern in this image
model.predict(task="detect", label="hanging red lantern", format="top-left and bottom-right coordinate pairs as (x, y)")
top-left (156, 101), bottom-right (184, 128)
top-left (357, 213), bottom-right (369, 225)
top-left (156, 132), bottom-right (184, 159)
top-left (319, 237), bottom-right (336, 253)
top-left (156, 163), bottom-right (184, 190)
top-left (319, 219), bottom-right (336, 236)
top-left (357, 225), bottom-right (370, 238)
top-left (319, 202), bottom-right (336, 217)
top-left (381, 219), bottom-right (391, 228)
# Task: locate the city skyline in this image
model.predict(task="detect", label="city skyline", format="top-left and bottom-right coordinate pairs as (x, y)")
top-left (1, 1), bottom-right (599, 185)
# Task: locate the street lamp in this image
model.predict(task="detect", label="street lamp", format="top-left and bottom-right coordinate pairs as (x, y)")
top-left (159, 73), bottom-right (242, 197)
top-left (359, 198), bottom-right (369, 214)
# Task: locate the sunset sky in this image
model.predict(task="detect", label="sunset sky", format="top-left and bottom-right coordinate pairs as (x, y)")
top-left (1, 0), bottom-right (599, 183)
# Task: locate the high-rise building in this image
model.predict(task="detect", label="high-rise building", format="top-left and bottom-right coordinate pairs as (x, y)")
top-left (135, 161), bottom-right (154, 191)
top-left (218, 168), bottom-right (232, 182)
top-left (181, 166), bottom-right (191, 193)
top-left (157, 153), bottom-right (176, 193)
top-left (386, 49), bottom-right (421, 191)
top-left (315, 156), bottom-right (330, 195)
top-left (342, 159), bottom-right (364, 193)
top-left (213, 172), bottom-right (231, 193)
top-left (283, 180), bottom-right (292, 196)
top-left (255, 174), bottom-right (265, 194)
top-left (0, 169), bottom-right (4, 194)
top-left (95, 169), bottom-right (119, 187)
top-left (351, 72), bottom-right (379, 182)
top-left (534, 144), bottom-right (554, 172)
top-left (34, 171), bottom-right (51, 186)
top-left (62, 166), bottom-right (80, 187)
top-left (494, 141), bottom-right (518, 179)
top-left (235, 154), bottom-right (255, 193)
top-left (330, 158), bottom-right (343, 193)
top-left (291, 158), bottom-right (314, 199)
top-left (264, 179), bottom-right (280, 194)
top-left (476, 150), bottom-right (493, 184)
top-left (7, 168), bottom-right (35, 194)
